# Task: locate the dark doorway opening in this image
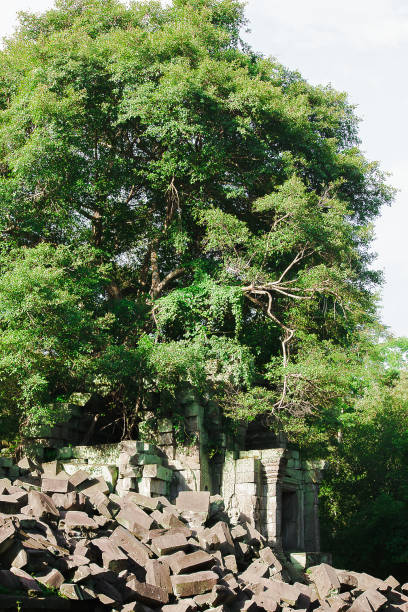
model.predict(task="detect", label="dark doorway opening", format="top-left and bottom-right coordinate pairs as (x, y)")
top-left (282, 489), bottom-right (298, 550)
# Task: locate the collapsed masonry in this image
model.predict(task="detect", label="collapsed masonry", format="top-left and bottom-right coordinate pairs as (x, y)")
top-left (20, 390), bottom-right (323, 563)
top-left (0, 450), bottom-right (406, 612)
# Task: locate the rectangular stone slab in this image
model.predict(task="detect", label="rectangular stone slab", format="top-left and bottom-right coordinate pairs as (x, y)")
top-left (11, 567), bottom-right (42, 592)
top-left (110, 525), bottom-right (152, 565)
top-left (171, 570), bottom-right (219, 597)
top-left (349, 588), bottom-right (388, 612)
top-left (28, 491), bottom-right (59, 518)
top-left (146, 559), bottom-right (173, 594)
top-left (172, 550), bottom-right (214, 575)
top-left (127, 577), bottom-right (169, 606)
top-left (176, 491), bottom-right (210, 514)
top-left (69, 470), bottom-right (92, 489)
top-left (0, 522), bottom-right (16, 554)
top-left (64, 510), bottom-right (98, 530)
top-left (41, 478), bottom-right (70, 494)
top-left (151, 533), bottom-right (189, 556)
top-left (0, 494), bottom-right (24, 514)
top-left (116, 502), bottom-right (153, 539)
top-left (310, 563), bottom-right (341, 599)
top-left (91, 537), bottom-right (128, 572)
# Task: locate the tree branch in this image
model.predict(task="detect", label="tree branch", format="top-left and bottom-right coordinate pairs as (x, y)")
top-left (152, 267), bottom-right (186, 299)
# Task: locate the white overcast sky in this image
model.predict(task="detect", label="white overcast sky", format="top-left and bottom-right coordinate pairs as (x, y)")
top-left (1, 0), bottom-right (407, 336)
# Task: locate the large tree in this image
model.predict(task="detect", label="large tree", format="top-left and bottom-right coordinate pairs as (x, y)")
top-left (0, 0), bottom-right (392, 440)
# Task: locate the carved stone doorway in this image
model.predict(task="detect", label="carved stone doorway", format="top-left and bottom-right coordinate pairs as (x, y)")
top-left (282, 488), bottom-right (298, 550)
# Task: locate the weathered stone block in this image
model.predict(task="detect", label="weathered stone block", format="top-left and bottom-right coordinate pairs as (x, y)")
top-left (37, 568), bottom-right (65, 589)
top-left (68, 470), bottom-right (91, 489)
top-left (139, 477), bottom-right (168, 496)
top-left (116, 502), bottom-right (153, 539)
top-left (146, 559), bottom-right (173, 594)
top-left (172, 550), bottom-right (214, 575)
top-left (124, 491), bottom-right (162, 511)
top-left (91, 537), bottom-right (128, 572)
top-left (41, 477), bottom-right (70, 494)
top-left (64, 510), bottom-right (98, 531)
top-left (127, 577), bottom-right (169, 606)
top-left (171, 570), bottom-right (218, 597)
top-left (28, 491), bottom-right (59, 518)
top-left (151, 533), bottom-right (189, 556)
top-left (0, 523), bottom-right (16, 554)
top-left (349, 588), bottom-right (387, 612)
top-left (143, 464), bottom-right (173, 482)
top-left (309, 563), bottom-right (340, 599)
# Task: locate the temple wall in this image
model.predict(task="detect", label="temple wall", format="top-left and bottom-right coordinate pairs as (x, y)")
top-left (6, 391), bottom-right (325, 555)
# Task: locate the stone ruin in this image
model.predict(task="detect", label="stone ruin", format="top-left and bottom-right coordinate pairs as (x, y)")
top-left (0, 443), bottom-right (406, 611)
top-left (18, 392), bottom-right (324, 565)
top-left (1, 391), bottom-right (404, 609)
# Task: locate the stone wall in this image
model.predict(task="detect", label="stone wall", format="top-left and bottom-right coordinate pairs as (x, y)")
top-left (219, 449), bottom-right (323, 553)
top-left (2, 389), bottom-right (326, 558)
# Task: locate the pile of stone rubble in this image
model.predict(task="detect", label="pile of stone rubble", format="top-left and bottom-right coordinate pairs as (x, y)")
top-left (0, 453), bottom-right (407, 611)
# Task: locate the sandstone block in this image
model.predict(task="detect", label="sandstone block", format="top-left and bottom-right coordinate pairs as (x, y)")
top-left (17, 457), bottom-right (36, 472)
top-left (146, 559), bottom-right (173, 594)
top-left (143, 464), bottom-right (173, 482)
top-left (41, 477), bottom-right (70, 494)
top-left (245, 523), bottom-right (265, 546)
top-left (385, 575), bottom-right (400, 589)
top-left (253, 592), bottom-right (279, 612)
top-left (37, 568), bottom-right (65, 589)
top-left (223, 554), bottom-right (238, 574)
top-left (151, 532), bottom-right (189, 556)
top-left (59, 583), bottom-right (85, 600)
top-left (116, 502), bottom-right (153, 539)
top-left (127, 577), bottom-right (169, 606)
top-left (173, 550), bottom-right (214, 574)
top-left (0, 522), bottom-right (16, 554)
top-left (52, 491), bottom-right (86, 511)
top-left (176, 491), bottom-right (210, 515)
top-left (134, 454), bottom-right (162, 466)
top-left (231, 524), bottom-right (247, 541)
top-left (259, 548), bottom-right (282, 573)
top-left (139, 477), bottom-right (168, 496)
top-left (91, 537), bottom-right (128, 572)
top-left (80, 476), bottom-right (110, 497)
top-left (207, 522), bottom-right (234, 555)
top-left (152, 509), bottom-right (185, 530)
top-left (239, 559), bottom-right (269, 583)
top-left (336, 571), bottom-right (358, 590)
top-left (68, 470), bottom-right (91, 489)
top-left (124, 491), bottom-right (162, 511)
top-left (11, 567), bottom-right (42, 592)
top-left (350, 571), bottom-right (387, 592)
top-left (262, 581), bottom-right (303, 607)
top-left (0, 493), bottom-right (25, 514)
top-left (171, 570), bottom-right (219, 597)
top-left (349, 588), bottom-right (387, 611)
top-left (41, 461), bottom-right (62, 477)
top-left (110, 525), bottom-right (152, 565)
top-left (159, 551), bottom-right (186, 573)
top-left (28, 491), bottom-right (59, 518)
top-left (64, 510), bottom-right (98, 531)
top-left (309, 563), bottom-right (341, 599)
top-left (73, 565), bottom-right (91, 583)
top-left (162, 599), bottom-right (197, 612)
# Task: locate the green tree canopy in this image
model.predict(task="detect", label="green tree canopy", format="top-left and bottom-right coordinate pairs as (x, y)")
top-left (0, 0), bottom-right (393, 440)
top-left (320, 337), bottom-right (408, 579)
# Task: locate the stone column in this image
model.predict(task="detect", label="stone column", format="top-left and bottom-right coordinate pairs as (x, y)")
top-left (259, 449), bottom-right (286, 545)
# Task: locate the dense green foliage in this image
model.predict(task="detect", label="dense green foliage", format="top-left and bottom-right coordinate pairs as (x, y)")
top-left (0, 0), bottom-right (393, 440)
top-left (320, 338), bottom-right (408, 579)
top-left (1, 0), bottom-right (407, 579)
